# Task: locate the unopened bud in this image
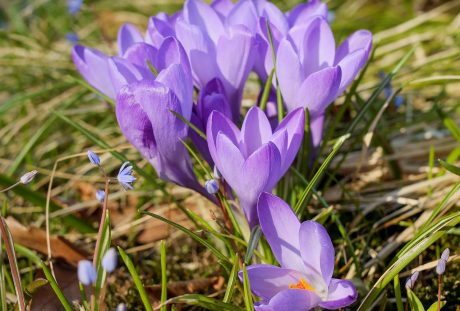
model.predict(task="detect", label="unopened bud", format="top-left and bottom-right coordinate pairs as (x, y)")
top-left (405, 271), bottom-right (419, 289)
top-left (205, 179), bottom-right (219, 194)
top-left (87, 150), bottom-right (101, 166)
top-left (20, 170), bottom-right (38, 184)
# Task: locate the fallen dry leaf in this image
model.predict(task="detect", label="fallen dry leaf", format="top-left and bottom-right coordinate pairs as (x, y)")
top-left (6, 217), bottom-right (87, 266)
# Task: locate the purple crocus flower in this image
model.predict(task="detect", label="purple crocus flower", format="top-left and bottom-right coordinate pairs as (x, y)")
top-left (175, 0), bottom-right (256, 121)
top-left (72, 23), bottom-right (159, 100)
top-left (277, 16), bottom-right (372, 146)
top-left (207, 107), bottom-right (305, 227)
top-left (240, 193), bottom-right (357, 310)
top-left (287, 0), bottom-right (328, 28)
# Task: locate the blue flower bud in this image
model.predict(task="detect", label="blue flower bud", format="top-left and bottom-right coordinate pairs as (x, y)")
top-left (436, 259), bottom-right (446, 275)
top-left (87, 150), bottom-right (101, 166)
top-left (405, 271), bottom-right (419, 289)
top-left (96, 190), bottom-right (105, 203)
top-left (78, 260), bottom-right (96, 285)
top-left (20, 170), bottom-right (38, 184)
top-left (102, 248), bottom-right (117, 273)
top-left (205, 179), bottom-right (219, 194)
top-left (67, 0), bottom-right (83, 15)
top-left (440, 248), bottom-right (450, 262)
top-left (116, 304), bottom-right (127, 311)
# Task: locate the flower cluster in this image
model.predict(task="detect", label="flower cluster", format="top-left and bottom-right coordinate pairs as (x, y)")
top-left (73, 0), bottom-right (372, 308)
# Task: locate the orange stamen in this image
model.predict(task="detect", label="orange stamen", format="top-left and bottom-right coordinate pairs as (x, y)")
top-left (289, 278), bottom-right (315, 291)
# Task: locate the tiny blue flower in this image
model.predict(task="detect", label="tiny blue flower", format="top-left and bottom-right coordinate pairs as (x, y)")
top-left (394, 95), bottom-right (404, 108)
top-left (205, 179), bottom-right (219, 194)
top-left (67, 0), bottom-right (83, 15)
top-left (77, 260), bottom-right (96, 285)
top-left (96, 190), bottom-right (105, 203)
top-left (405, 271), bottom-right (419, 289)
top-left (117, 162), bottom-right (136, 190)
top-left (116, 304), bottom-right (127, 311)
top-left (436, 259), bottom-right (446, 275)
top-left (65, 32), bottom-right (79, 45)
top-left (87, 150), bottom-right (101, 166)
top-left (440, 248), bottom-right (450, 262)
top-left (102, 248), bottom-right (117, 273)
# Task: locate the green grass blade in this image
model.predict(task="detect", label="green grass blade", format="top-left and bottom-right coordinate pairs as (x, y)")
top-left (394, 276), bottom-right (404, 311)
top-left (118, 247), bottom-right (153, 311)
top-left (357, 212), bottom-right (460, 310)
top-left (427, 300), bottom-right (446, 311)
top-left (170, 110), bottom-right (207, 140)
top-left (165, 294), bottom-right (244, 311)
top-left (259, 68), bottom-right (275, 112)
top-left (223, 255), bottom-right (239, 303)
top-left (160, 240), bottom-right (167, 311)
top-left (294, 134), bottom-right (350, 215)
top-left (406, 288), bottom-right (425, 311)
top-left (141, 211), bottom-right (231, 268)
top-left (242, 263), bottom-right (254, 311)
top-left (438, 159), bottom-right (460, 176)
top-left (244, 226), bottom-right (261, 265)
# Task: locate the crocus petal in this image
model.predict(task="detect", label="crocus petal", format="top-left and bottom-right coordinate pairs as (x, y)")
top-left (108, 57), bottom-right (150, 94)
top-left (240, 107), bottom-right (272, 158)
top-left (299, 221), bottom-right (335, 288)
top-left (216, 25), bottom-right (255, 120)
top-left (273, 108), bottom-right (305, 174)
top-left (287, 0), bottom-right (328, 27)
top-left (310, 114), bottom-right (325, 148)
top-left (117, 23), bottom-right (144, 56)
top-left (215, 132), bottom-right (245, 190)
top-left (319, 279), bottom-right (358, 310)
top-left (147, 15), bottom-right (175, 48)
top-left (122, 42), bottom-right (158, 68)
top-left (72, 45), bottom-right (115, 99)
top-left (260, 2), bottom-right (289, 35)
top-left (206, 110), bottom-right (240, 169)
top-left (276, 39), bottom-right (304, 112)
top-left (238, 143), bottom-right (280, 226)
top-left (335, 29), bottom-right (372, 64)
top-left (238, 264), bottom-right (303, 300)
top-left (226, 0), bottom-right (258, 31)
top-left (156, 37), bottom-right (192, 79)
top-left (211, 0), bottom-right (234, 18)
top-left (156, 64), bottom-right (193, 120)
top-left (183, 0), bottom-right (225, 43)
top-left (336, 49), bottom-right (368, 94)
top-left (296, 66), bottom-right (342, 117)
top-left (257, 193), bottom-right (304, 272)
top-left (300, 17), bottom-right (335, 76)
top-left (256, 288), bottom-right (320, 311)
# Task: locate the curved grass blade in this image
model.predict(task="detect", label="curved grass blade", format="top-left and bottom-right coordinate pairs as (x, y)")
top-left (164, 294), bottom-right (244, 311)
top-left (244, 226), bottom-right (261, 265)
top-left (160, 240), bottom-right (167, 311)
top-left (242, 263), bottom-right (254, 311)
top-left (223, 255), bottom-right (240, 303)
top-left (438, 159), bottom-right (460, 176)
top-left (118, 247), bottom-right (153, 311)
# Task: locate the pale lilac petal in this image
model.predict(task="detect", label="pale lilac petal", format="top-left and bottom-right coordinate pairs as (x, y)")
top-left (336, 49), bottom-right (368, 94)
top-left (256, 289), bottom-right (320, 311)
top-left (122, 43), bottom-right (158, 68)
top-left (276, 39), bottom-right (303, 112)
top-left (206, 110), bottom-right (240, 168)
top-left (216, 25), bottom-right (255, 120)
top-left (335, 30), bottom-right (372, 64)
top-left (319, 279), bottom-right (358, 310)
top-left (117, 23), bottom-right (144, 56)
top-left (310, 114), bottom-right (325, 147)
top-left (273, 108), bottom-right (305, 174)
top-left (183, 0), bottom-right (225, 43)
top-left (197, 78), bottom-right (232, 123)
top-left (240, 107), bottom-right (272, 158)
top-left (255, 18), bottom-right (283, 81)
top-left (296, 66), bottom-right (342, 117)
top-left (146, 16), bottom-right (175, 48)
top-left (215, 132), bottom-right (245, 191)
top-left (238, 143), bottom-right (280, 226)
top-left (288, 1), bottom-right (328, 27)
top-left (116, 84), bottom-right (158, 161)
top-left (211, 0), bottom-right (234, 18)
top-left (299, 221), bottom-right (335, 287)
top-left (257, 193), bottom-right (304, 271)
top-left (226, 0), bottom-right (258, 31)
top-left (108, 57), bottom-right (150, 94)
top-left (156, 37), bottom-right (192, 79)
top-left (71, 45), bottom-right (115, 99)
top-left (156, 64), bottom-right (193, 120)
top-left (301, 17), bottom-right (335, 76)
top-left (238, 264), bottom-right (303, 300)
top-left (260, 2), bottom-right (289, 35)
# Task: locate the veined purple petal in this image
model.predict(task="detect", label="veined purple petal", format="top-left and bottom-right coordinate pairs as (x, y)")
top-left (156, 37), bottom-right (192, 79)
top-left (214, 132), bottom-right (245, 192)
top-left (122, 43), bottom-right (158, 69)
top-left (183, 0), bottom-right (225, 43)
top-left (240, 107), bottom-right (272, 158)
top-left (336, 49), bottom-right (368, 94)
top-left (296, 66), bottom-right (342, 116)
top-left (238, 264), bottom-right (302, 300)
top-left (257, 193), bottom-right (304, 272)
top-left (211, 0), bottom-right (234, 18)
top-left (226, 0), bottom-right (258, 31)
top-left (260, 1), bottom-right (289, 35)
top-left (335, 30), bottom-right (372, 64)
top-left (146, 15), bottom-right (175, 48)
top-left (319, 279), bottom-right (358, 310)
top-left (108, 57), bottom-right (151, 94)
top-left (71, 45), bottom-right (115, 99)
top-left (255, 288), bottom-right (320, 311)
top-left (310, 114), bottom-right (325, 147)
top-left (117, 23), bottom-right (144, 56)
top-left (299, 221), bottom-right (335, 289)
top-left (287, 0), bottom-right (328, 28)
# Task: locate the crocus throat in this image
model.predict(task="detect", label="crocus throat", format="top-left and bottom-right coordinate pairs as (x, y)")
top-left (289, 278), bottom-right (315, 291)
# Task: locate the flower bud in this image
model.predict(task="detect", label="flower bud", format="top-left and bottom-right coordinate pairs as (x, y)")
top-left (87, 150), bottom-right (101, 166)
top-left (78, 260), bottom-right (97, 285)
top-left (102, 248), bottom-right (117, 273)
top-left (20, 170), bottom-right (38, 184)
top-left (405, 271), bottom-right (419, 289)
top-left (440, 248), bottom-right (450, 262)
top-left (205, 179), bottom-right (219, 194)
top-left (436, 259), bottom-right (446, 275)
top-left (116, 304), bottom-right (127, 311)
top-left (96, 190), bottom-right (105, 203)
